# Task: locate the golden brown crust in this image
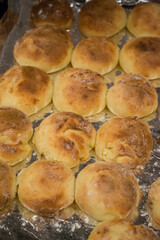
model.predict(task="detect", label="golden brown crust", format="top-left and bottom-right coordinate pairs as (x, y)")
top-left (79, 0), bottom-right (127, 37)
top-left (53, 68), bottom-right (107, 116)
top-left (14, 25), bottom-right (73, 73)
top-left (17, 159), bottom-right (75, 216)
top-left (0, 107), bottom-right (33, 166)
top-left (147, 178), bottom-right (160, 230)
top-left (0, 66), bottom-right (53, 116)
top-left (71, 36), bottom-right (119, 75)
top-left (106, 73), bottom-right (158, 118)
top-left (0, 161), bottom-right (16, 209)
top-left (127, 3), bottom-right (160, 38)
top-left (95, 116), bottom-right (153, 171)
top-left (33, 112), bottom-right (96, 168)
top-left (119, 37), bottom-right (160, 79)
top-left (31, 0), bottom-right (73, 29)
top-left (75, 162), bottom-right (141, 221)
top-left (88, 220), bottom-right (160, 240)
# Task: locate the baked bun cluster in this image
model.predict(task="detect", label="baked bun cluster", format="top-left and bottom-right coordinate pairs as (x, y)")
top-left (95, 116), bottom-right (153, 172)
top-left (31, 0), bottom-right (73, 29)
top-left (0, 66), bottom-right (53, 116)
top-left (75, 162), bottom-right (141, 221)
top-left (14, 25), bottom-right (73, 73)
top-left (33, 112), bottom-right (96, 168)
top-left (88, 220), bottom-right (160, 240)
top-left (0, 107), bottom-right (33, 166)
top-left (127, 2), bottom-right (160, 38)
top-left (119, 37), bottom-right (160, 79)
top-left (53, 68), bottom-right (107, 116)
top-left (71, 37), bottom-right (119, 75)
top-left (17, 159), bottom-right (75, 216)
top-left (79, 0), bottom-right (127, 37)
top-left (107, 73), bottom-right (158, 118)
top-left (0, 161), bottom-right (16, 210)
top-left (148, 178), bottom-right (160, 229)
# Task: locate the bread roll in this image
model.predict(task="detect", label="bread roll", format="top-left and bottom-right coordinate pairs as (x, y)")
top-left (0, 66), bottom-right (53, 116)
top-left (14, 25), bottom-right (73, 73)
top-left (95, 116), bottom-right (153, 171)
top-left (79, 0), bottom-right (127, 37)
top-left (0, 107), bottom-right (33, 166)
top-left (0, 161), bottom-right (16, 210)
top-left (75, 162), bottom-right (141, 221)
top-left (71, 37), bottom-right (119, 75)
top-left (33, 112), bottom-right (96, 168)
top-left (17, 159), bottom-right (75, 216)
top-left (53, 68), bottom-right (107, 116)
top-left (148, 178), bottom-right (160, 229)
top-left (31, 0), bottom-right (73, 29)
top-left (106, 73), bottom-right (158, 118)
top-left (119, 37), bottom-right (160, 79)
top-left (88, 220), bottom-right (160, 240)
top-left (127, 2), bottom-right (160, 38)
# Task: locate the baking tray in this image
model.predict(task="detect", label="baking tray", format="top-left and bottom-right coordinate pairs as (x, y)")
top-left (0, 0), bottom-right (160, 239)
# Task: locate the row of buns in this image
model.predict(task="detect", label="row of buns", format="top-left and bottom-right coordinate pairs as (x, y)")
top-left (1, 158), bottom-right (160, 238)
top-left (0, 66), bottom-right (158, 118)
top-left (0, 107), bottom-right (153, 173)
top-left (31, 0), bottom-right (160, 39)
top-left (13, 24), bottom-right (160, 79)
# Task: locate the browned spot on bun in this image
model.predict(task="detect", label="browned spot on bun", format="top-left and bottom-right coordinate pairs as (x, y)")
top-left (79, 0), bottom-right (126, 37)
top-left (53, 68), bottom-right (107, 116)
top-left (0, 161), bottom-right (16, 209)
top-left (71, 36), bottom-right (119, 75)
top-left (14, 25), bottom-right (73, 73)
top-left (127, 2), bottom-right (160, 38)
top-left (31, 0), bottom-right (73, 29)
top-left (33, 112), bottom-right (96, 168)
top-left (0, 66), bottom-right (53, 116)
top-left (17, 159), bottom-right (75, 216)
top-left (75, 162), bottom-right (141, 221)
top-left (119, 37), bottom-right (160, 79)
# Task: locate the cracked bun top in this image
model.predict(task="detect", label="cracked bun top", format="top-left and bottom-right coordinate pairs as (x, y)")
top-left (33, 112), bottom-right (96, 168)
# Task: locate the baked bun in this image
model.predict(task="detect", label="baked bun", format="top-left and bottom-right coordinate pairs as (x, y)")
top-left (106, 73), bottom-right (158, 118)
top-left (119, 37), bottom-right (160, 79)
top-left (53, 68), bottom-right (107, 116)
top-left (75, 162), bottom-right (141, 221)
top-left (0, 66), bottom-right (53, 116)
top-left (0, 161), bottom-right (16, 209)
top-left (0, 107), bottom-right (33, 166)
top-left (88, 220), bottom-right (160, 240)
top-left (14, 25), bottom-right (73, 73)
top-left (95, 116), bottom-right (153, 172)
top-left (79, 0), bottom-right (126, 37)
top-left (31, 0), bottom-right (73, 29)
top-left (71, 37), bottom-right (119, 75)
top-left (33, 112), bottom-right (96, 168)
top-left (148, 178), bottom-right (160, 229)
top-left (17, 159), bottom-right (74, 216)
top-left (127, 3), bottom-right (160, 38)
